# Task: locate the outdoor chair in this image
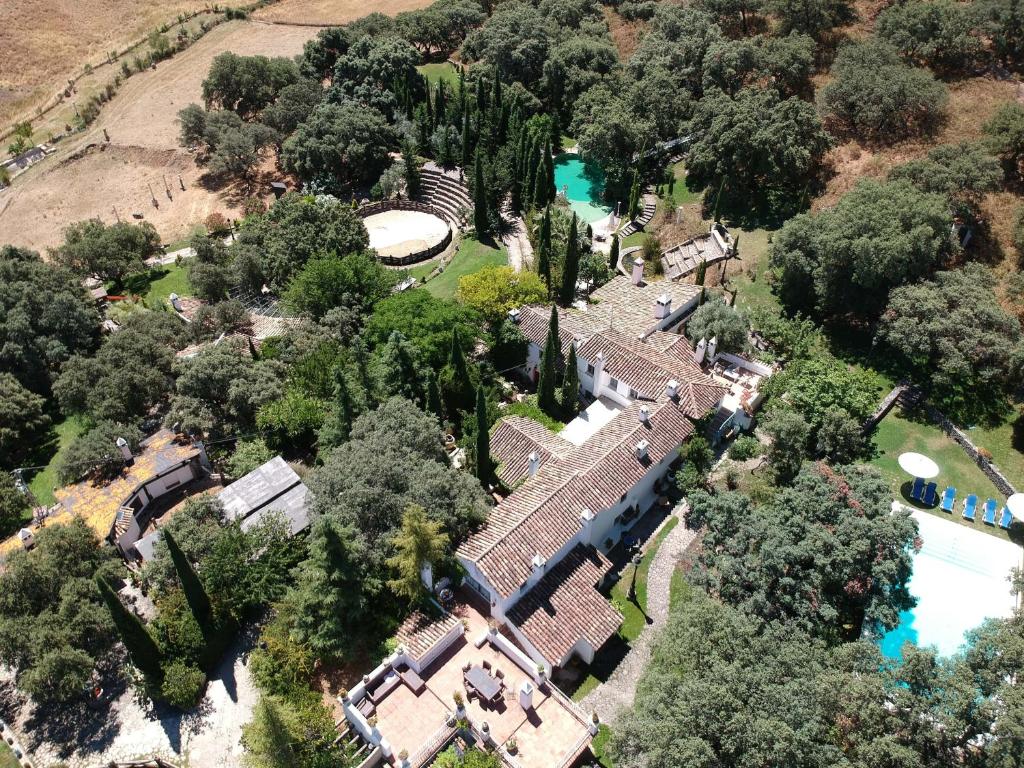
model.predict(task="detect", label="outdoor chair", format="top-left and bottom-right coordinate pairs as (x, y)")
top-left (924, 482), bottom-right (938, 506)
top-left (495, 669), bottom-right (505, 680)
top-left (940, 487), bottom-right (956, 513)
top-left (962, 494), bottom-right (978, 522)
top-left (482, 660), bottom-right (491, 671)
top-left (982, 499), bottom-right (998, 526)
top-left (911, 477), bottom-right (926, 502)
top-left (999, 506), bottom-right (1013, 530)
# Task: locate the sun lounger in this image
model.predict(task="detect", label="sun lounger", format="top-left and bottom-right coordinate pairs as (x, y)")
top-left (940, 486), bottom-right (955, 513)
top-left (911, 477), bottom-right (925, 501)
top-left (924, 482), bottom-right (938, 506)
top-left (999, 506), bottom-right (1013, 529)
top-left (982, 498), bottom-right (998, 525)
top-left (962, 494), bottom-right (978, 522)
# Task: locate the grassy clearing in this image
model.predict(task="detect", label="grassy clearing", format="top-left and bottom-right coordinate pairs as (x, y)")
top-left (961, 405), bottom-right (1024, 491)
top-left (126, 263), bottom-right (191, 308)
top-left (422, 236), bottom-right (506, 299)
top-left (869, 408), bottom-right (1012, 541)
top-left (660, 161), bottom-right (703, 207)
top-left (572, 517), bottom-right (680, 700)
top-left (590, 724), bottom-right (614, 767)
top-left (417, 62), bottom-right (460, 88)
top-left (28, 414), bottom-right (89, 507)
top-left (559, 135), bottom-right (579, 151)
top-left (0, 743), bottom-right (20, 768)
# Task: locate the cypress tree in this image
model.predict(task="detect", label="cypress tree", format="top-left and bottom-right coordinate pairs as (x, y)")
top-left (425, 91), bottom-right (434, 132)
top-left (561, 343), bottom-right (580, 417)
top-left (608, 232), bottom-right (620, 272)
top-left (695, 258), bottom-right (707, 286)
top-left (441, 327), bottom-right (476, 416)
top-left (403, 144), bottom-right (421, 199)
top-left (96, 574), bottom-right (164, 683)
top-left (476, 76), bottom-right (488, 114)
top-left (542, 140), bottom-right (555, 205)
top-left (425, 369), bottom-right (442, 421)
top-left (533, 141), bottom-right (550, 210)
top-left (536, 306), bottom-right (559, 416)
top-left (559, 213), bottom-right (580, 305)
top-left (461, 113), bottom-right (471, 170)
top-left (526, 136), bottom-right (540, 208)
top-left (473, 151), bottom-right (489, 236)
top-left (435, 81), bottom-right (447, 124)
top-left (699, 287), bottom-right (707, 306)
top-left (415, 104), bottom-right (430, 152)
top-left (329, 365), bottom-right (354, 442)
top-left (627, 170), bottom-right (641, 220)
top-left (351, 337), bottom-right (376, 409)
top-left (550, 113), bottom-right (561, 153)
top-left (474, 385), bottom-right (491, 483)
top-left (164, 529), bottom-right (212, 634)
top-left (538, 206), bottom-right (552, 294)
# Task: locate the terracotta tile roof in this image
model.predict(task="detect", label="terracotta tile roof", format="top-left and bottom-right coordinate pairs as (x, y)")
top-left (578, 328), bottom-right (726, 418)
top-left (395, 609), bottom-right (462, 664)
top-left (459, 398), bottom-right (698, 598)
top-left (507, 545), bottom-right (622, 665)
top-left (491, 416), bottom-right (574, 486)
top-left (513, 276), bottom-right (703, 353)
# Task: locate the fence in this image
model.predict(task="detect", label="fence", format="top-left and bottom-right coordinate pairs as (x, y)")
top-left (357, 200), bottom-right (454, 266)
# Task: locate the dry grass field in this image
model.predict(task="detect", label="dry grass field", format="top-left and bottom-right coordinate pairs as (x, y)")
top-left (0, 0), bottom-right (210, 127)
top-left (254, 0), bottom-right (432, 24)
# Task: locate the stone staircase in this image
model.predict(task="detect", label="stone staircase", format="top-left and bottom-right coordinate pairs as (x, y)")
top-left (619, 192), bottom-right (658, 238)
top-left (416, 167), bottom-right (471, 230)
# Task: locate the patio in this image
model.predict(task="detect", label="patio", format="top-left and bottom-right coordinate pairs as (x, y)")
top-left (365, 598), bottom-right (593, 768)
top-left (559, 397), bottom-right (624, 447)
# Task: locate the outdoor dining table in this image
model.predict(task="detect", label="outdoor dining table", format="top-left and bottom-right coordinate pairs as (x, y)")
top-left (465, 665), bottom-right (503, 703)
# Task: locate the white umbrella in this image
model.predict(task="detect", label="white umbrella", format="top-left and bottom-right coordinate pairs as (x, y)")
top-left (1006, 493), bottom-right (1024, 522)
top-left (897, 452), bottom-right (939, 479)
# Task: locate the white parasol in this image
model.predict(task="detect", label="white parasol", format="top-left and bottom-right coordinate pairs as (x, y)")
top-left (897, 452), bottom-right (939, 479)
top-left (1005, 493), bottom-right (1024, 522)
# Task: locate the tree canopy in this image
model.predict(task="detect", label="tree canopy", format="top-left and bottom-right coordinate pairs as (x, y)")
top-left (202, 52), bottom-right (300, 118)
top-left (51, 219), bottom-right (161, 287)
top-left (877, 0), bottom-right (983, 73)
top-left (684, 298), bottom-right (748, 354)
top-left (283, 251), bottom-right (395, 320)
top-left (457, 264), bottom-right (547, 325)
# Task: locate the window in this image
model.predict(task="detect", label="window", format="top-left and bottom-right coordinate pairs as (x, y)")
top-left (586, 363), bottom-right (595, 375)
top-left (609, 377), bottom-right (619, 390)
top-left (629, 388), bottom-right (639, 399)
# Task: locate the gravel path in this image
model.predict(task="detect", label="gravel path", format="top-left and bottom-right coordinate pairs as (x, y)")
top-left (580, 502), bottom-right (697, 723)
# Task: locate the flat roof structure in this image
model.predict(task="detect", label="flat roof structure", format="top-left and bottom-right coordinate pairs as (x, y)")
top-left (217, 456), bottom-right (311, 536)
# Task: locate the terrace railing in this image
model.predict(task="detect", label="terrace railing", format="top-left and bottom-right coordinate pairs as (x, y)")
top-left (408, 722), bottom-right (457, 768)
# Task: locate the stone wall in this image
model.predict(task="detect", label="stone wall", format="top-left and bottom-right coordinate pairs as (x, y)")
top-left (925, 405), bottom-right (1018, 496)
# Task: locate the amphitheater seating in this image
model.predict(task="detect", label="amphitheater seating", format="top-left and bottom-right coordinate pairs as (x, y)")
top-left (417, 168), bottom-right (471, 229)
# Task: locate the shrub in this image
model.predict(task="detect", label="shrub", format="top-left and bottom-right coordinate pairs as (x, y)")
top-left (204, 212), bottom-right (230, 234)
top-left (729, 435), bottom-right (762, 461)
top-left (161, 660), bottom-right (206, 709)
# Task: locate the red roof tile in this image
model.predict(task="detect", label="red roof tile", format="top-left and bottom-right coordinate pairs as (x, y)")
top-left (491, 416), bottom-right (574, 487)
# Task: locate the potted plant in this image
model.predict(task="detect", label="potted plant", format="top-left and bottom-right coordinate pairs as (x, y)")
top-left (506, 737), bottom-right (518, 755)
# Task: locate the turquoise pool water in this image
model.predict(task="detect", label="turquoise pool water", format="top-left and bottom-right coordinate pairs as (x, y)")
top-left (879, 511), bottom-right (1021, 660)
top-left (553, 154), bottom-right (612, 224)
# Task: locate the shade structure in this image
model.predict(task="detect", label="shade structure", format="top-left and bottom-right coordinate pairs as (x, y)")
top-left (897, 452), bottom-right (939, 479)
top-left (1006, 493), bottom-right (1024, 521)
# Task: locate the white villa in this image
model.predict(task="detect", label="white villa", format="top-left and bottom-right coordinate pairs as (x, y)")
top-left (454, 270), bottom-right (743, 674)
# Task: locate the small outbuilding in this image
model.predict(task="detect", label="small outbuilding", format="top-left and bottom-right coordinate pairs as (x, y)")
top-left (217, 456), bottom-right (311, 536)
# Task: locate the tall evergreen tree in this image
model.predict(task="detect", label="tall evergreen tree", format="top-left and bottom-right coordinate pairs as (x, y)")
top-left (473, 151), bottom-right (489, 236)
top-left (351, 337), bottom-right (376, 410)
top-left (559, 213), bottom-right (580, 305)
top-left (561, 343), bottom-right (580, 417)
top-left (461, 113), bottom-right (471, 170)
top-left (537, 306), bottom-right (559, 415)
top-left (377, 331), bottom-right (423, 405)
top-left (96, 574), bottom-right (164, 683)
top-left (540, 140), bottom-right (555, 206)
top-left (425, 369), bottom-right (442, 421)
top-left (320, 364), bottom-right (355, 449)
top-left (695, 258), bottom-right (708, 286)
top-left (476, 76), bottom-right (488, 114)
top-left (440, 327), bottom-right (476, 417)
top-left (164, 529), bottom-right (212, 635)
top-left (538, 206), bottom-right (552, 294)
top-left (608, 232), bottom-right (620, 272)
top-left (387, 504), bottom-right (449, 603)
top-left (403, 143), bottom-right (421, 199)
top-left (474, 385), bottom-right (491, 483)
top-left (627, 170), bottom-right (641, 220)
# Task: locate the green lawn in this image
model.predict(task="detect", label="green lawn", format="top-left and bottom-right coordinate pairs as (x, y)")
top-left (961, 404), bottom-right (1024, 491)
top-left (870, 408), bottom-right (1012, 541)
top-left (417, 62), bottom-right (460, 88)
top-left (660, 161), bottom-right (703, 207)
top-left (559, 135), bottom-right (578, 151)
top-left (422, 236), bottom-right (507, 299)
top-left (28, 414), bottom-right (88, 507)
top-left (120, 263), bottom-right (191, 308)
top-left (591, 724), bottom-right (614, 767)
top-left (572, 517), bottom-right (680, 701)
top-left (0, 742), bottom-right (20, 768)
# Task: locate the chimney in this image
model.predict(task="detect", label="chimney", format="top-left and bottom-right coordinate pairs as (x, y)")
top-left (592, 351), bottom-right (605, 395)
top-left (631, 257), bottom-right (645, 286)
top-left (654, 293), bottom-right (671, 320)
top-left (666, 379), bottom-right (679, 399)
top-left (169, 292), bottom-right (182, 312)
top-left (639, 405), bottom-right (651, 423)
top-left (579, 507), bottom-right (595, 526)
top-left (634, 439), bottom-right (650, 459)
top-left (531, 552), bottom-right (546, 572)
top-left (116, 436), bottom-right (134, 465)
top-left (707, 335), bottom-right (718, 360)
top-left (519, 679), bottom-right (535, 711)
top-left (508, 307), bottom-right (521, 324)
top-left (527, 451), bottom-right (541, 477)
top-left (694, 337), bottom-right (707, 364)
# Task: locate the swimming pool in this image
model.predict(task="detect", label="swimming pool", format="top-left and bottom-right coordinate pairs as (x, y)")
top-left (553, 154), bottom-right (612, 224)
top-left (879, 511), bottom-right (1021, 659)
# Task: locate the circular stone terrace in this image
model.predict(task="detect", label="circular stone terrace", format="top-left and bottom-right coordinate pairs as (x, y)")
top-left (359, 201), bottom-right (452, 266)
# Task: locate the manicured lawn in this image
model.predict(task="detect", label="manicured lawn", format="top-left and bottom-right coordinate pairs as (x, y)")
top-left (417, 62), bottom-right (460, 87)
top-left (869, 408), bottom-right (1012, 541)
top-left (572, 516), bottom-right (680, 701)
top-left (422, 236), bottom-right (507, 299)
top-left (962, 404), bottom-right (1024, 491)
top-left (141, 263), bottom-right (191, 307)
top-left (28, 414), bottom-right (88, 507)
top-left (590, 724), bottom-right (614, 767)
top-left (660, 161), bottom-right (702, 207)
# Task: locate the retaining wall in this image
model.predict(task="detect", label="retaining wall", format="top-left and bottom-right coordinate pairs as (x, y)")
top-left (925, 405), bottom-right (1018, 496)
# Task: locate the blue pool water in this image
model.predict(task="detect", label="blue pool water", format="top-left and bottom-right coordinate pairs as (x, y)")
top-left (878, 511), bottom-right (1021, 660)
top-left (553, 154), bottom-right (612, 224)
